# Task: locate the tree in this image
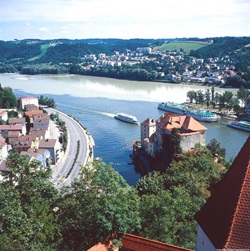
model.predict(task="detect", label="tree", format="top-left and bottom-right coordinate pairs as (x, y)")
top-left (0, 151), bottom-right (61, 251)
top-left (58, 161), bottom-right (141, 250)
top-left (187, 90), bottom-right (197, 103)
top-left (206, 138), bottom-right (226, 159)
top-left (137, 148), bottom-right (227, 249)
top-left (211, 86), bottom-right (215, 108)
top-left (205, 89), bottom-right (211, 108)
top-left (237, 85), bottom-right (250, 108)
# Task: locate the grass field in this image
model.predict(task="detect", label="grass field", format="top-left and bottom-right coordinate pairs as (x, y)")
top-left (156, 41), bottom-right (210, 53)
top-left (28, 44), bottom-right (51, 61)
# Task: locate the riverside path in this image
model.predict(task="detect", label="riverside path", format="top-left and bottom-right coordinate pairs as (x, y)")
top-left (45, 108), bottom-right (95, 188)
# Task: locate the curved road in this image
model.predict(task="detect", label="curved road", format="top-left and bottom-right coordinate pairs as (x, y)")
top-left (45, 108), bottom-right (94, 188)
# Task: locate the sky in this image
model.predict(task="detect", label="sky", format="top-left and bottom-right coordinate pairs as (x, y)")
top-left (0, 0), bottom-right (250, 41)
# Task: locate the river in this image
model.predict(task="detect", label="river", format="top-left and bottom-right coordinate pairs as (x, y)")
top-left (0, 73), bottom-right (249, 186)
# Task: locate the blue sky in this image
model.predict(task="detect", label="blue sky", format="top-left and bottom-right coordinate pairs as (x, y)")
top-left (0, 0), bottom-right (249, 41)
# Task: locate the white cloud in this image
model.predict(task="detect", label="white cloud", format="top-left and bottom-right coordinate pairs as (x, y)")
top-left (39, 27), bottom-right (49, 32)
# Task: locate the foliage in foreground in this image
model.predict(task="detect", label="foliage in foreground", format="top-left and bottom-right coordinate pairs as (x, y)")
top-left (136, 147), bottom-right (227, 248)
top-left (58, 161), bottom-right (141, 250)
top-left (0, 148), bottom-right (228, 250)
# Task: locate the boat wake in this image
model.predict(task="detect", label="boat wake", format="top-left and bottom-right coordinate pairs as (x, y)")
top-left (97, 111), bottom-right (116, 118)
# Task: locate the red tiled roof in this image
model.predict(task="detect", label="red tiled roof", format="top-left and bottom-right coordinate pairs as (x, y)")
top-left (87, 234), bottom-right (192, 251)
top-left (25, 110), bottom-right (43, 117)
top-left (195, 135), bottom-right (250, 249)
top-left (87, 242), bottom-right (111, 251)
top-left (156, 113), bottom-right (207, 134)
top-left (121, 234), bottom-right (193, 251)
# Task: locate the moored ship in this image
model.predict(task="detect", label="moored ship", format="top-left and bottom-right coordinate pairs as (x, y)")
top-left (158, 102), bottom-right (186, 115)
top-left (227, 120), bottom-right (250, 132)
top-left (158, 102), bottom-right (221, 122)
top-left (114, 113), bottom-right (139, 124)
top-left (186, 109), bottom-right (221, 122)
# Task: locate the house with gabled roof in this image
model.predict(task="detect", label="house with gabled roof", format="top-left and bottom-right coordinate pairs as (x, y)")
top-left (29, 127), bottom-right (50, 139)
top-left (0, 124), bottom-right (26, 139)
top-left (39, 139), bottom-right (59, 164)
top-left (33, 114), bottom-right (50, 129)
top-left (7, 131), bottom-right (21, 144)
top-left (8, 117), bottom-right (26, 127)
top-left (194, 135), bottom-right (250, 250)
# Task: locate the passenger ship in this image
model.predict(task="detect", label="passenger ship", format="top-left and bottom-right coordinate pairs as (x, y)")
top-left (227, 120), bottom-right (250, 132)
top-left (158, 102), bottom-right (221, 122)
top-left (114, 113), bottom-right (139, 124)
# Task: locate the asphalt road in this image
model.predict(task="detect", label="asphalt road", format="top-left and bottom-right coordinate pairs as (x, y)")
top-left (45, 108), bottom-right (92, 188)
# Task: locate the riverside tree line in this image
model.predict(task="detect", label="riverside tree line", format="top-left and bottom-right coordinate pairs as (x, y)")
top-left (186, 86), bottom-right (250, 114)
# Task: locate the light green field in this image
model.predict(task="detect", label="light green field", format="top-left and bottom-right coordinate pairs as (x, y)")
top-left (156, 41), bottom-right (210, 52)
top-left (28, 44), bottom-right (51, 61)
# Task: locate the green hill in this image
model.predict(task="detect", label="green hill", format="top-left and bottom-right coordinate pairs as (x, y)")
top-left (156, 41), bottom-right (210, 53)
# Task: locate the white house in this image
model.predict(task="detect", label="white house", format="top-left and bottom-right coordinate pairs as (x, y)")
top-left (19, 97), bottom-right (39, 110)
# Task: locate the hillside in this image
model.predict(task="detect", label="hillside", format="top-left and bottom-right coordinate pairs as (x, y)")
top-left (156, 41), bottom-right (210, 53)
top-left (0, 37), bottom-right (249, 86)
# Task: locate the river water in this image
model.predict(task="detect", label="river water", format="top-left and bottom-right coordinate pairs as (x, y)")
top-left (0, 73), bottom-right (249, 186)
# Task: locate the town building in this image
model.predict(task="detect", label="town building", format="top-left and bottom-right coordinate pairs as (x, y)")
top-left (39, 139), bottom-right (59, 164)
top-left (8, 117), bottom-right (26, 127)
top-left (0, 110), bottom-right (8, 122)
top-left (141, 113), bottom-right (207, 157)
top-left (0, 124), bottom-right (26, 138)
top-left (195, 135), bottom-right (250, 250)
top-left (19, 97), bottom-right (39, 110)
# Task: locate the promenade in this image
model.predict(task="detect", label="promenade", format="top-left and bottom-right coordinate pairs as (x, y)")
top-left (45, 108), bottom-right (95, 188)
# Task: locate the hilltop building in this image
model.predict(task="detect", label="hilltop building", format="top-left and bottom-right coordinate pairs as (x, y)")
top-left (141, 112), bottom-right (207, 158)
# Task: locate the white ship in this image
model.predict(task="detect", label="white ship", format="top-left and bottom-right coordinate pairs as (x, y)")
top-left (227, 120), bottom-right (250, 132)
top-left (158, 102), bottom-right (221, 122)
top-left (114, 113), bottom-right (139, 124)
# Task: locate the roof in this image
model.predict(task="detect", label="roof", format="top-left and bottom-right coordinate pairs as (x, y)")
top-left (195, 135), bottom-right (250, 249)
top-left (9, 117), bottom-right (26, 124)
top-left (87, 242), bottom-right (111, 251)
top-left (24, 104), bottom-right (39, 111)
top-left (21, 97), bottom-right (38, 101)
top-left (29, 127), bottom-right (47, 137)
top-left (39, 139), bottom-right (57, 148)
top-left (141, 118), bottom-right (156, 127)
top-left (156, 113), bottom-right (207, 134)
top-left (121, 234), bottom-right (193, 251)
top-left (8, 131), bottom-right (21, 138)
top-left (87, 234), bottom-right (193, 251)
top-left (25, 110), bottom-right (43, 117)
top-left (33, 117), bottom-right (50, 125)
top-left (0, 160), bottom-right (10, 173)
top-left (0, 125), bottom-right (23, 131)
